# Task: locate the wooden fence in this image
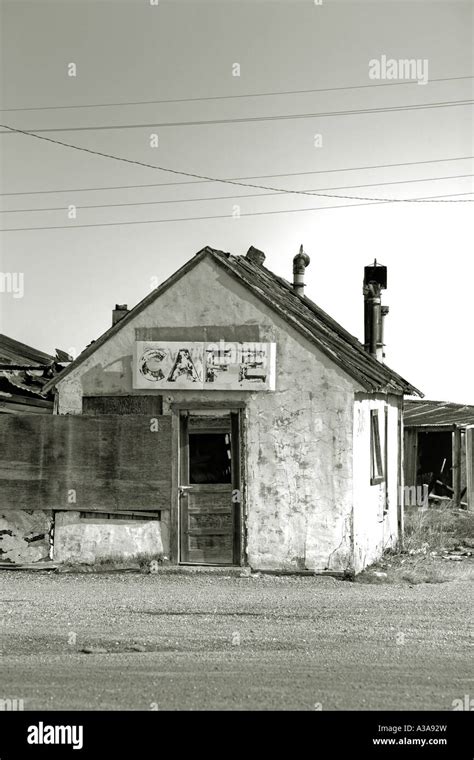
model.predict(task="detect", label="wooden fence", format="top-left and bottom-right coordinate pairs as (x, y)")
top-left (0, 414), bottom-right (171, 512)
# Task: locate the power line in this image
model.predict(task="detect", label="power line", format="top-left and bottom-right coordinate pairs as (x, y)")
top-left (1, 155), bottom-right (473, 197)
top-left (1, 191), bottom-right (472, 233)
top-left (1, 75), bottom-right (472, 112)
top-left (2, 174), bottom-right (472, 214)
top-left (1, 123), bottom-right (472, 203)
top-left (1, 99), bottom-right (472, 134)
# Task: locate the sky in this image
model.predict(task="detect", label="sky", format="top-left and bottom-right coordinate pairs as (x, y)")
top-left (0, 0), bottom-right (472, 402)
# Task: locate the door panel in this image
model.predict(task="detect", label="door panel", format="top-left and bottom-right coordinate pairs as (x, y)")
top-left (179, 413), bottom-right (239, 565)
top-left (182, 485), bottom-right (234, 564)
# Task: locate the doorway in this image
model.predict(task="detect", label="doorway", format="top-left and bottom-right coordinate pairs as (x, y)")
top-left (418, 430), bottom-right (453, 495)
top-left (179, 410), bottom-right (241, 565)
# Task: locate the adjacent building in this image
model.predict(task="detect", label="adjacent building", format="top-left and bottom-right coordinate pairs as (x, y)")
top-left (0, 335), bottom-right (70, 564)
top-left (404, 399), bottom-right (474, 510)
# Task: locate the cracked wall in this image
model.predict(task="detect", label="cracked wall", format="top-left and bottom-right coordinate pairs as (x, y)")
top-left (0, 510), bottom-right (52, 563)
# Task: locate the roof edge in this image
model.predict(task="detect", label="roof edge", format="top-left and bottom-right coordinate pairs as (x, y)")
top-left (43, 246), bottom-right (216, 392)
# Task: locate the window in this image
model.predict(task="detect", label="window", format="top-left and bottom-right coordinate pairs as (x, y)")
top-left (189, 432), bottom-right (232, 484)
top-left (370, 409), bottom-right (385, 485)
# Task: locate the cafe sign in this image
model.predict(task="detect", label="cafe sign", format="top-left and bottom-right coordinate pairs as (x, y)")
top-left (133, 340), bottom-right (276, 391)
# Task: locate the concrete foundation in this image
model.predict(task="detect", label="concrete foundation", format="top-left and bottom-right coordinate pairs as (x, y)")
top-left (53, 511), bottom-right (164, 565)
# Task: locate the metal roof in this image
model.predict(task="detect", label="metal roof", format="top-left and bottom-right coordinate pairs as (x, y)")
top-left (214, 250), bottom-right (421, 395)
top-left (404, 399), bottom-right (474, 428)
top-left (0, 334), bottom-right (55, 366)
top-left (0, 335), bottom-right (70, 410)
top-left (45, 246), bottom-right (422, 396)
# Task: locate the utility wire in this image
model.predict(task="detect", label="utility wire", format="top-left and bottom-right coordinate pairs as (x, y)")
top-left (1, 99), bottom-right (472, 133)
top-left (1, 155), bottom-right (472, 197)
top-left (1, 123), bottom-right (472, 203)
top-left (2, 174), bottom-right (472, 214)
top-left (1, 191), bottom-right (472, 233)
top-left (1, 75), bottom-right (472, 112)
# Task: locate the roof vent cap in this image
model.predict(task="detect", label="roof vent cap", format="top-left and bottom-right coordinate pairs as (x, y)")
top-left (245, 246), bottom-right (266, 266)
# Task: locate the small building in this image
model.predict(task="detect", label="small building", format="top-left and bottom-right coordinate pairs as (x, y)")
top-left (404, 399), bottom-right (474, 510)
top-left (1, 246), bottom-right (421, 572)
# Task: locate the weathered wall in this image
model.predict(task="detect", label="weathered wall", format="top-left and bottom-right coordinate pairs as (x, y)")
top-left (53, 511), bottom-right (164, 564)
top-left (57, 254), bottom-right (363, 572)
top-left (352, 395), bottom-right (401, 573)
top-left (0, 510), bottom-right (52, 563)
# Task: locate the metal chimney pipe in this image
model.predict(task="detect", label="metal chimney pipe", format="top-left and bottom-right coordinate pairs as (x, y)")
top-left (380, 305), bottom-right (390, 361)
top-left (363, 260), bottom-right (388, 362)
top-left (363, 283), bottom-right (381, 358)
top-left (293, 245), bottom-right (310, 296)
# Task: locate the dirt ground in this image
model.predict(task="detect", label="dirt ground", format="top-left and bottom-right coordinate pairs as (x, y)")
top-left (0, 570), bottom-right (472, 711)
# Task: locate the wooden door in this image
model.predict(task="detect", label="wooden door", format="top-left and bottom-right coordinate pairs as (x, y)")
top-left (179, 412), bottom-right (240, 565)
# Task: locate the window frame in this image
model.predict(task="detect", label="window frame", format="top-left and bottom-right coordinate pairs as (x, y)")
top-left (370, 409), bottom-right (385, 485)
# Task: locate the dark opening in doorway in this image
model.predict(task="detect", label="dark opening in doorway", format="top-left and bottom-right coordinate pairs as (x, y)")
top-left (418, 431), bottom-right (453, 495)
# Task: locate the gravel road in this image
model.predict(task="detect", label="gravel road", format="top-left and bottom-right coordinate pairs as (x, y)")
top-left (0, 571), bottom-right (471, 710)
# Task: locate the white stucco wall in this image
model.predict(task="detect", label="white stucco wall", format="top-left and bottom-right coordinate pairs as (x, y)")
top-left (56, 254), bottom-right (367, 572)
top-left (54, 511), bottom-right (163, 564)
top-left (352, 394), bottom-right (401, 573)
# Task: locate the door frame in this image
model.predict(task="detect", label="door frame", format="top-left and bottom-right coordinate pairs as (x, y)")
top-left (170, 401), bottom-right (246, 565)
top-left (466, 426), bottom-right (474, 512)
